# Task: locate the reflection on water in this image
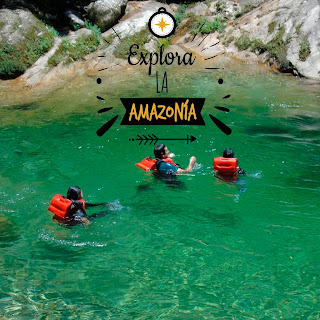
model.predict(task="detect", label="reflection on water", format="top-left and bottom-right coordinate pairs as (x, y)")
top-left (0, 59), bottom-right (319, 318)
top-left (0, 213), bottom-right (20, 247)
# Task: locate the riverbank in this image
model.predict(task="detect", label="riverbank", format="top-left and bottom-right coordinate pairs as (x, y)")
top-left (1, 0), bottom-right (319, 88)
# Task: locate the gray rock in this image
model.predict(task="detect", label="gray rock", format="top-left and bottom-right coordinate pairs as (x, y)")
top-left (65, 9), bottom-right (85, 28)
top-left (208, 0), bottom-right (238, 16)
top-left (186, 3), bottom-right (209, 16)
top-left (102, 1), bottom-right (173, 38)
top-left (0, 8), bottom-right (48, 45)
top-left (237, 0), bottom-right (268, 8)
top-left (86, 0), bottom-right (128, 32)
top-left (0, 8), bottom-right (55, 79)
top-left (224, 0), bottom-right (320, 80)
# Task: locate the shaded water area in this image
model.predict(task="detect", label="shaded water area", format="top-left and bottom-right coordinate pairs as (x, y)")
top-left (0, 59), bottom-right (319, 319)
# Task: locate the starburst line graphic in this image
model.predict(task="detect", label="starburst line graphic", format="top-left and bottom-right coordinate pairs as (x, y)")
top-left (198, 34), bottom-right (209, 47)
top-left (208, 79), bottom-right (232, 135)
top-left (93, 25), bottom-right (234, 139)
top-left (201, 41), bottom-right (220, 52)
top-left (205, 52), bottom-right (225, 60)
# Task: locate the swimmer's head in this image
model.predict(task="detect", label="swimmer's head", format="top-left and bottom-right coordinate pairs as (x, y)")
top-left (223, 148), bottom-right (234, 158)
top-left (67, 186), bottom-right (83, 200)
top-left (154, 144), bottom-right (169, 159)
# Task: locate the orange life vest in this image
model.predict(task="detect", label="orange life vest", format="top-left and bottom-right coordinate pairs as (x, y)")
top-left (48, 194), bottom-right (85, 219)
top-left (136, 157), bottom-right (177, 171)
top-left (213, 157), bottom-right (237, 176)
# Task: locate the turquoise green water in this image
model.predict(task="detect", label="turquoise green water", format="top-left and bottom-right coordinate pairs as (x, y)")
top-left (0, 62), bottom-right (320, 319)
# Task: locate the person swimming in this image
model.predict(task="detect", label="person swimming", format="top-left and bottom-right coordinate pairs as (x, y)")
top-left (48, 186), bottom-right (109, 226)
top-left (213, 148), bottom-right (245, 178)
top-left (154, 144), bottom-right (197, 175)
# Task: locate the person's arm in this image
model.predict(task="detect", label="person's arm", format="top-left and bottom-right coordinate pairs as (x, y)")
top-left (176, 156), bottom-right (196, 174)
top-left (86, 202), bottom-right (108, 208)
top-left (237, 166), bottom-right (246, 175)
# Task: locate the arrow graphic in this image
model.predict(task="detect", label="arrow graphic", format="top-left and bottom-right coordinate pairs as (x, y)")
top-left (131, 134), bottom-right (196, 145)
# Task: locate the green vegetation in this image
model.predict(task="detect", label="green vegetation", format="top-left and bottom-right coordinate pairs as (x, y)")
top-left (296, 23), bottom-right (303, 35)
top-left (174, 4), bottom-right (187, 25)
top-left (266, 26), bottom-right (291, 70)
top-left (235, 11), bottom-right (243, 19)
top-left (48, 20), bottom-right (102, 66)
top-left (13, 23), bottom-right (20, 31)
top-left (48, 25), bottom-right (59, 37)
top-left (113, 28), bottom-right (150, 60)
top-left (223, 36), bottom-right (235, 47)
top-left (191, 17), bottom-right (225, 35)
top-left (102, 34), bottom-right (114, 47)
top-left (157, 38), bottom-right (170, 51)
top-left (299, 40), bottom-right (311, 61)
top-left (216, 1), bottom-right (224, 13)
top-left (268, 21), bottom-right (277, 34)
top-left (235, 27), bottom-right (291, 71)
top-left (48, 32), bottom-right (100, 66)
top-left (84, 19), bottom-right (101, 38)
top-left (0, 24), bottom-right (54, 79)
top-left (234, 33), bottom-right (252, 50)
top-left (251, 39), bottom-right (267, 54)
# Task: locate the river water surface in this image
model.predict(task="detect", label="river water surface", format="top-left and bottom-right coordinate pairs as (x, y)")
top-left (0, 59), bottom-right (319, 319)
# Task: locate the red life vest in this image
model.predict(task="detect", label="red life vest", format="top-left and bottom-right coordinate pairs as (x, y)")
top-left (213, 157), bottom-right (237, 176)
top-left (136, 157), bottom-right (177, 171)
top-left (48, 194), bottom-right (85, 219)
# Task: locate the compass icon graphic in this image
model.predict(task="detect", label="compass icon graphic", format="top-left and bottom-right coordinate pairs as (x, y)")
top-left (148, 7), bottom-right (176, 38)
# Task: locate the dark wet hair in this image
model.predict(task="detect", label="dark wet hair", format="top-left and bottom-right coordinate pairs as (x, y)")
top-left (223, 148), bottom-right (234, 158)
top-left (66, 186), bottom-right (82, 200)
top-left (154, 144), bottom-right (166, 159)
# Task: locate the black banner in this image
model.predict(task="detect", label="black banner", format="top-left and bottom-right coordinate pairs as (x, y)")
top-left (120, 98), bottom-right (205, 125)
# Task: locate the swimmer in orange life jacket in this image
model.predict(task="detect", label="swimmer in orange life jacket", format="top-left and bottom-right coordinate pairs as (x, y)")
top-left (49, 186), bottom-right (108, 226)
top-left (154, 144), bottom-right (197, 175)
top-left (213, 148), bottom-right (245, 177)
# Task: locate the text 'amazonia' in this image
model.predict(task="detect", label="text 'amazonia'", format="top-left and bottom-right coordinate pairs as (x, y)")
top-left (120, 98), bottom-right (205, 125)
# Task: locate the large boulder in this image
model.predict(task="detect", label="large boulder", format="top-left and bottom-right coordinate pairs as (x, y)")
top-left (86, 0), bottom-right (128, 32)
top-left (103, 1), bottom-right (172, 38)
top-left (0, 8), bottom-right (55, 79)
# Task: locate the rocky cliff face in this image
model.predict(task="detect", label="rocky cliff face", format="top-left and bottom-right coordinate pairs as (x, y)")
top-left (223, 0), bottom-right (320, 79)
top-left (0, 0), bottom-right (319, 83)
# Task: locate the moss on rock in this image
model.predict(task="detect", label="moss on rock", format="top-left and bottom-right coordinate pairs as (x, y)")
top-left (113, 28), bottom-right (150, 60)
top-left (0, 9), bottom-right (55, 79)
top-left (299, 40), bottom-right (311, 61)
top-left (48, 32), bottom-right (100, 66)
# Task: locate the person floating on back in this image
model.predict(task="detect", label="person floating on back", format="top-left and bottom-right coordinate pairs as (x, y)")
top-left (136, 144), bottom-right (197, 175)
top-left (48, 186), bottom-right (108, 226)
top-left (213, 148), bottom-right (245, 179)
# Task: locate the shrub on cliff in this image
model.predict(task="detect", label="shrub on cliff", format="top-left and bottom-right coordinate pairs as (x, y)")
top-left (299, 40), bottom-right (311, 61)
top-left (48, 31), bottom-right (100, 66)
top-left (191, 17), bottom-right (225, 35)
